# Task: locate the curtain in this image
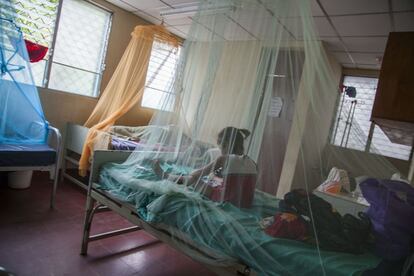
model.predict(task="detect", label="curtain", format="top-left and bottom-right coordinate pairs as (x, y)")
top-left (79, 25), bottom-right (180, 175)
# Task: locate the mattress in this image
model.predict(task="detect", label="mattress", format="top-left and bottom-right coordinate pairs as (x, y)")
top-left (0, 144), bottom-right (56, 166)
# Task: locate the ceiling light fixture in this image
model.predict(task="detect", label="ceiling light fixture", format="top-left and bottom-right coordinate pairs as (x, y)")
top-left (160, 2), bottom-right (239, 19)
top-left (268, 74), bottom-right (286, 78)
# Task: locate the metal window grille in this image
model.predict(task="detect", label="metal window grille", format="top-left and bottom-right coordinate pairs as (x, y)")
top-left (331, 76), bottom-right (412, 160)
top-left (47, 0), bottom-right (112, 97)
top-left (1, 0), bottom-right (60, 86)
top-left (1, 0), bottom-right (112, 96)
top-left (142, 41), bottom-right (181, 111)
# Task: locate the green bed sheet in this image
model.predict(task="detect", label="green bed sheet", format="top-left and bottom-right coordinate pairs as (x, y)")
top-left (97, 161), bottom-right (380, 276)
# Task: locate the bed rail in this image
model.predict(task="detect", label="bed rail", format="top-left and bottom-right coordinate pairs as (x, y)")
top-left (64, 123), bottom-right (89, 154)
top-left (89, 150), bottom-right (132, 184)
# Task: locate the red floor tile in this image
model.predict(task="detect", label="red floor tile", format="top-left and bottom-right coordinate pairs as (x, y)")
top-left (0, 173), bottom-right (215, 276)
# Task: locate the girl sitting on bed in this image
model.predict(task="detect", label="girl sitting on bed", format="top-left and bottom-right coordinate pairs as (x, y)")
top-left (152, 126), bottom-right (251, 185)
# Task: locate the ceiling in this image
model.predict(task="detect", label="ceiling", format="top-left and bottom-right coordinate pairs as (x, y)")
top-left (106, 0), bottom-right (414, 70)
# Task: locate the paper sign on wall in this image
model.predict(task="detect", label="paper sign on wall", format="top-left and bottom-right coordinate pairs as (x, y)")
top-left (268, 97), bottom-right (283, 117)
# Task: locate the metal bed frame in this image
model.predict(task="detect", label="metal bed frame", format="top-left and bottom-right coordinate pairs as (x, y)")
top-left (81, 150), bottom-right (255, 276)
top-left (61, 123), bottom-right (90, 189)
top-left (0, 125), bottom-right (62, 208)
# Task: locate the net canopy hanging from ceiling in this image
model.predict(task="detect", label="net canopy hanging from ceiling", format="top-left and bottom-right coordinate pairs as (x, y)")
top-left (88, 0), bottom-right (412, 275)
top-left (0, 3), bottom-right (48, 144)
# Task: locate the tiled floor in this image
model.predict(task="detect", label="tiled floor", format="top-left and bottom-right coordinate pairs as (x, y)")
top-left (0, 172), bottom-right (214, 276)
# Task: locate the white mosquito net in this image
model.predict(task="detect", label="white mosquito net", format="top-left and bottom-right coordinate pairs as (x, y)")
top-left (93, 0), bottom-right (413, 275)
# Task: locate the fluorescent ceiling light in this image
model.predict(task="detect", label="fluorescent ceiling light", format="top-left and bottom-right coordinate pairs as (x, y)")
top-left (268, 74), bottom-right (286, 78)
top-left (160, 2), bottom-right (239, 19)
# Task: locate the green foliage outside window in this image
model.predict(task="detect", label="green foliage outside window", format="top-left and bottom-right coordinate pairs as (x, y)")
top-left (11, 0), bottom-right (59, 46)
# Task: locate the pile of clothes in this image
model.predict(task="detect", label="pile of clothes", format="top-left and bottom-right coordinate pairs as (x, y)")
top-left (262, 189), bottom-right (372, 254)
top-left (262, 177), bottom-right (414, 275)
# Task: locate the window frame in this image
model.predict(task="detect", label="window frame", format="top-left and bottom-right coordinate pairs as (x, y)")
top-left (141, 42), bottom-right (182, 112)
top-left (37, 0), bottom-right (113, 98)
top-left (330, 73), bottom-right (413, 161)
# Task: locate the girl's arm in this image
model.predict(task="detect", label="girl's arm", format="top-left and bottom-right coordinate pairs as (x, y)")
top-left (187, 156), bottom-right (224, 183)
top-left (152, 156), bottom-right (225, 185)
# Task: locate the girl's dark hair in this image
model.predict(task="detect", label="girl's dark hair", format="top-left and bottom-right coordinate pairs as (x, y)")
top-left (217, 127), bottom-right (250, 155)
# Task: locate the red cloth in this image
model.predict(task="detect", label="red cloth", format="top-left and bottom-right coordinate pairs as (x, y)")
top-left (24, 40), bottom-right (48, 62)
top-left (265, 213), bottom-right (308, 240)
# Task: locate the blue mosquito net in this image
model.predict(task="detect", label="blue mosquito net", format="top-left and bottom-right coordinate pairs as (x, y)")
top-left (0, 4), bottom-right (48, 144)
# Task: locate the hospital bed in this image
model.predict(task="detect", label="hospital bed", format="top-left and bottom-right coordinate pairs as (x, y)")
top-left (80, 150), bottom-right (381, 276)
top-left (81, 150), bottom-right (254, 275)
top-left (61, 123), bottom-right (181, 189)
top-left (63, 123), bottom-right (249, 274)
top-left (0, 125), bottom-right (62, 208)
top-left (62, 123), bottom-right (217, 189)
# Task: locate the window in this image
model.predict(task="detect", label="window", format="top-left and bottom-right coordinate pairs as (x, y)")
top-left (2, 0), bottom-right (112, 97)
top-left (330, 76), bottom-right (412, 160)
top-left (48, 0), bottom-right (112, 97)
top-left (141, 41), bottom-right (181, 111)
top-left (3, 0), bottom-right (60, 86)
